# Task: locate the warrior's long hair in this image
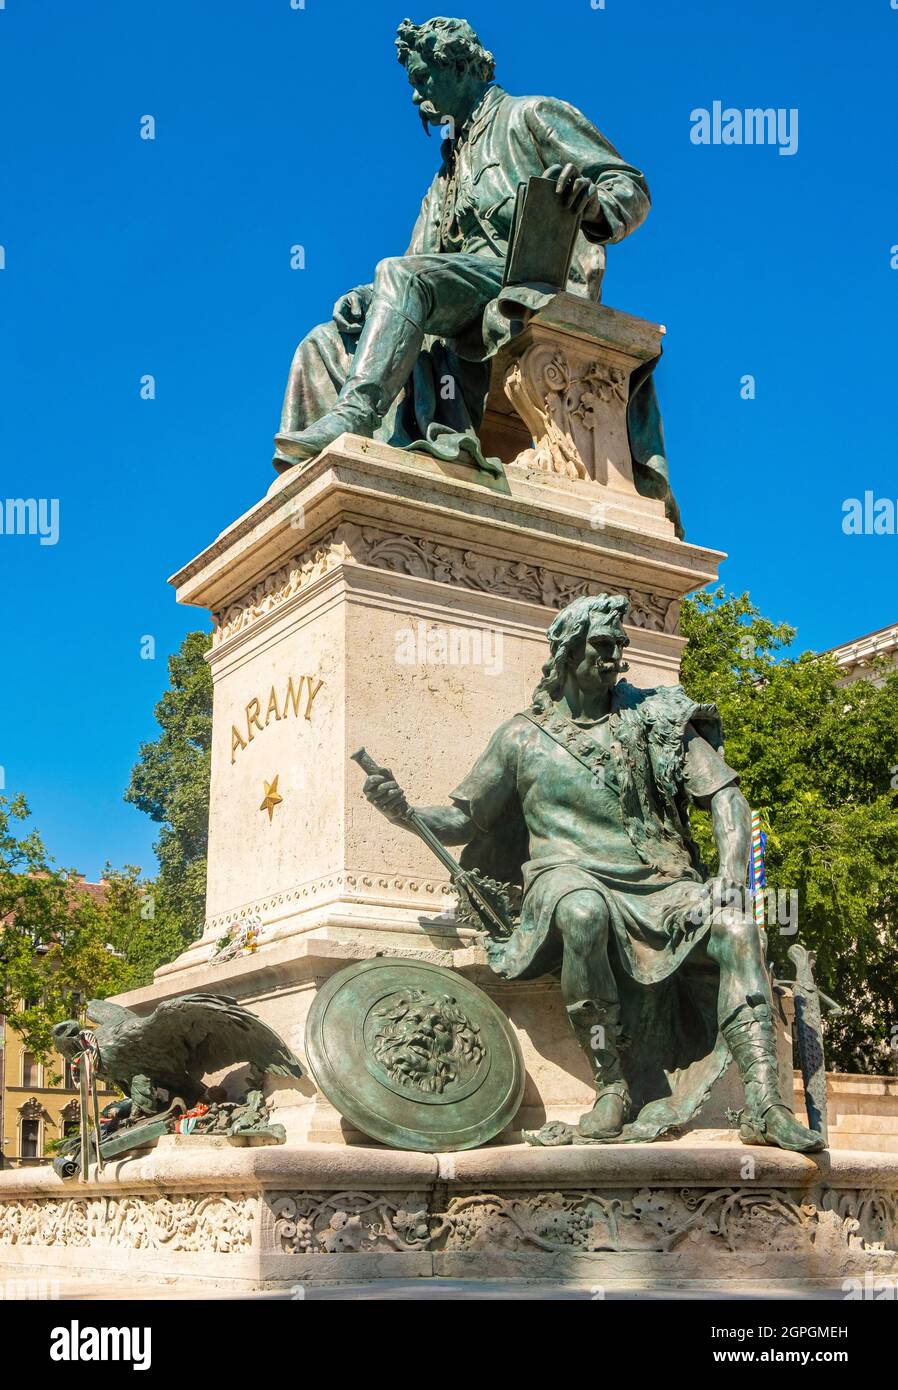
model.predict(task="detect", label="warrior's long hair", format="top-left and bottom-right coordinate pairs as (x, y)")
top-left (533, 593), bottom-right (631, 706)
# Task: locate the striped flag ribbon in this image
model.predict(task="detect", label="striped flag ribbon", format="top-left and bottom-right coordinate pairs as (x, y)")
top-left (748, 810), bottom-right (767, 928)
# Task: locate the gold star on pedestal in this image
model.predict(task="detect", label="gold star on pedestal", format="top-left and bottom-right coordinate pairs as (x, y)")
top-left (259, 775), bottom-right (283, 822)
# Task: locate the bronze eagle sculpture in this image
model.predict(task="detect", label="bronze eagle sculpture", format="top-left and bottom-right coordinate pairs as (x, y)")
top-left (52, 992), bottom-right (303, 1115)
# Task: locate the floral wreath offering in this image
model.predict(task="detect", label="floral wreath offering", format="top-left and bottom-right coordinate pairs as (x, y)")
top-left (212, 914), bottom-right (263, 962)
top-left (174, 1103), bottom-right (209, 1136)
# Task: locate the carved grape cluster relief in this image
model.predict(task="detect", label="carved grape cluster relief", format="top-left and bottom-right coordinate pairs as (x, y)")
top-left (0, 1193), bottom-right (255, 1253)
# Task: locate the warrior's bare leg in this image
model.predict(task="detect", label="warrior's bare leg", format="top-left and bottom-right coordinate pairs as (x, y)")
top-left (555, 890), bottom-right (629, 1139)
top-left (705, 911), bottom-right (823, 1153)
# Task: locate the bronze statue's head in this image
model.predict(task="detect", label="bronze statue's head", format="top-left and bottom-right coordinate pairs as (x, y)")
top-left (537, 593), bottom-right (631, 701)
top-left (396, 17), bottom-right (495, 132)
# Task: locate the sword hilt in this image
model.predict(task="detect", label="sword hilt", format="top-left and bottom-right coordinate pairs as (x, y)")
top-left (351, 747), bottom-right (384, 779)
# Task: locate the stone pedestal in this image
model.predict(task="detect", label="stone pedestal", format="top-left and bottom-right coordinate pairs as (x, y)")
top-left (111, 309), bottom-right (727, 1139)
top-left (173, 435), bottom-right (712, 964)
top-left (2, 1141), bottom-right (896, 1294)
top-left (484, 294), bottom-right (665, 511)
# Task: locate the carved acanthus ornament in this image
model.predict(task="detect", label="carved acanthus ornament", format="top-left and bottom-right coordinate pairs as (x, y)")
top-left (270, 1191), bottom-right (433, 1254)
top-left (211, 524), bottom-right (679, 646)
top-left (430, 1187), bottom-right (898, 1256)
top-left (351, 526), bottom-right (679, 633)
top-left (504, 340), bottom-right (635, 488)
top-left (212, 529), bottom-right (351, 645)
top-left (265, 1185), bottom-right (898, 1258)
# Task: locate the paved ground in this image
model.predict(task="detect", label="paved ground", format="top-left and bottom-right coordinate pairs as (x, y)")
top-left (8, 1278), bottom-right (854, 1301)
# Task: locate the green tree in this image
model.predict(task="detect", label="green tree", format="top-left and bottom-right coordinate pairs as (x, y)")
top-left (0, 796), bottom-right (134, 1056)
top-left (1, 633), bottom-right (213, 1057)
top-left (680, 588), bottom-right (898, 1073)
top-left (0, 796), bottom-right (192, 1058)
top-left (125, 630), bottom-right (212, 945)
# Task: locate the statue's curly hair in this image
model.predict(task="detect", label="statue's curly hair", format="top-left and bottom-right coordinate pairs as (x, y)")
top-left (534, 594), bottom-right (631, 704)
top-left (395, 16), bottom-right (496, 82)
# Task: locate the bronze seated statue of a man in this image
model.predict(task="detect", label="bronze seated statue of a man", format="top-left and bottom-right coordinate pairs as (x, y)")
top-left (275, 16), bottom-right (677, 532)
top-left (364, 593), bottom-right (823, 1153)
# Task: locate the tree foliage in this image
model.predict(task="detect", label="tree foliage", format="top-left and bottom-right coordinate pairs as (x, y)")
top-left (1, 633), bottom-right (213, 1058)
top-left (0, 798), bottom-right (169, 1058)
top-left (125, 630), bottom-right (212, 940)
top-left (680, 588), bottom-right (898, 1073)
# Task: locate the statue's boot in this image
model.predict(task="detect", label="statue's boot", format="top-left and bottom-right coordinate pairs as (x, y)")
top-left (568, 998), bottom-right (630, 1140)
top-left (273, 298), bottom-right (423, 471)
top-left (722, 999), bottom-right (825, 1153)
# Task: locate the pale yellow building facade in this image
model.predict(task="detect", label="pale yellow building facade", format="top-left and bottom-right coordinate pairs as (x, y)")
top-left (0, 1017), bottom-right (116, 1168)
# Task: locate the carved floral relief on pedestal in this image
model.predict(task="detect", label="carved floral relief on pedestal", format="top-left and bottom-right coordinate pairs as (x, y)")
top-left (504, 344), bottom-right (633, 486)
top-left (212, 523), bottom-right (680, 647)
top-left (0, 1193), bottom-right (255, 1253)
top-left (263, 1185), bottom-right (898, 1259)
top-left (3, 1185), bottom-right (896, 1265)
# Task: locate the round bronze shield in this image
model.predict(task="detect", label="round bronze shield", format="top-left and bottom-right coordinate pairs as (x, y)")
top-left (305, 957), bottom-right (525, 1151)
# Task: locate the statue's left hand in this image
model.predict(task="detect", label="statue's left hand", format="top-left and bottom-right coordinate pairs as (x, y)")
top-left (544, 163), bottom-right (603, 225)
top-left (333, 285), bottom-right (373, 335)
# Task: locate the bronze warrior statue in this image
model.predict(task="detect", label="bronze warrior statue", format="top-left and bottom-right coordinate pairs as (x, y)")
top-left (363, 593), bottom-right (823, 1153)
top-left (275, 16), bottom-right (676, 532)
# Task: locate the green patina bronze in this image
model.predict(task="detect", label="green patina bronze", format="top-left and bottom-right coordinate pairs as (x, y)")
top-left (786, 944), bottom-right (841, 1145)
top-left (275, 16), bottom-right (678, 533)
top-left (53, 994), bottom-right (303, 1113)
top-left (362, 593), bottom-right (826, 1153)
top-left (305, 957), bottom-right (525, 1151)
top-left (51, 993), bottom-right (303, 1175)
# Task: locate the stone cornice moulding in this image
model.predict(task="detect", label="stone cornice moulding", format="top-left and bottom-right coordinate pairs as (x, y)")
top-left (202, 869), bottom-right (459, 937)
top-left (171, 442), bottom-right (724, 616)
top-left (210, 521), bottom-right (684, 649)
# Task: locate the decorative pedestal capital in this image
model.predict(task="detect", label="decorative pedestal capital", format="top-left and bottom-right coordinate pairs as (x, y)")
top-left (487, 294), bottom-right (665, 499)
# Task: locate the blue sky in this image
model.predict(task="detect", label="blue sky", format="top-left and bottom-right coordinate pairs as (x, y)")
top-left (1, 0), bottom-right (896, 880)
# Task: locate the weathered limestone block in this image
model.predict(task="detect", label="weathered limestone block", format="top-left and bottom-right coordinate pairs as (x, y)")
top-left (111, 314), bottom-right (726, 1146)
top-left (501, 295), bottom-right (661, 493)
top-left (2, 1142), bottom-right (897, 1293)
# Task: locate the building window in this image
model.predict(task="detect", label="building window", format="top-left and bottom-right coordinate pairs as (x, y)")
top-left (20, 1119), bottom-right (40, 1159)
top-left (62, 1120), bottom-right (79, 1139)
top-left (21, 1052), bottom-right (40, 1088)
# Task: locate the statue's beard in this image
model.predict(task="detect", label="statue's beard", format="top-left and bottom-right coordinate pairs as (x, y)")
top-left (394, 1041), bottom-right (443, 1074)
top-left (413, 95), bottom-right (442, 135)
top-left (375, 1034), bottom-right (455, 1093)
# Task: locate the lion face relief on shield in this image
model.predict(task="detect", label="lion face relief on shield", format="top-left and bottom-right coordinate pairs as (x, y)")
top-left (371, 989), bottom-right (486, 1095)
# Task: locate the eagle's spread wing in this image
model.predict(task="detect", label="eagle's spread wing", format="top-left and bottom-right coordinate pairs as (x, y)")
top-left (135, 993), bottom-right (303, 1081)
top-left (86, 998), bottom-right (133, 1029)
